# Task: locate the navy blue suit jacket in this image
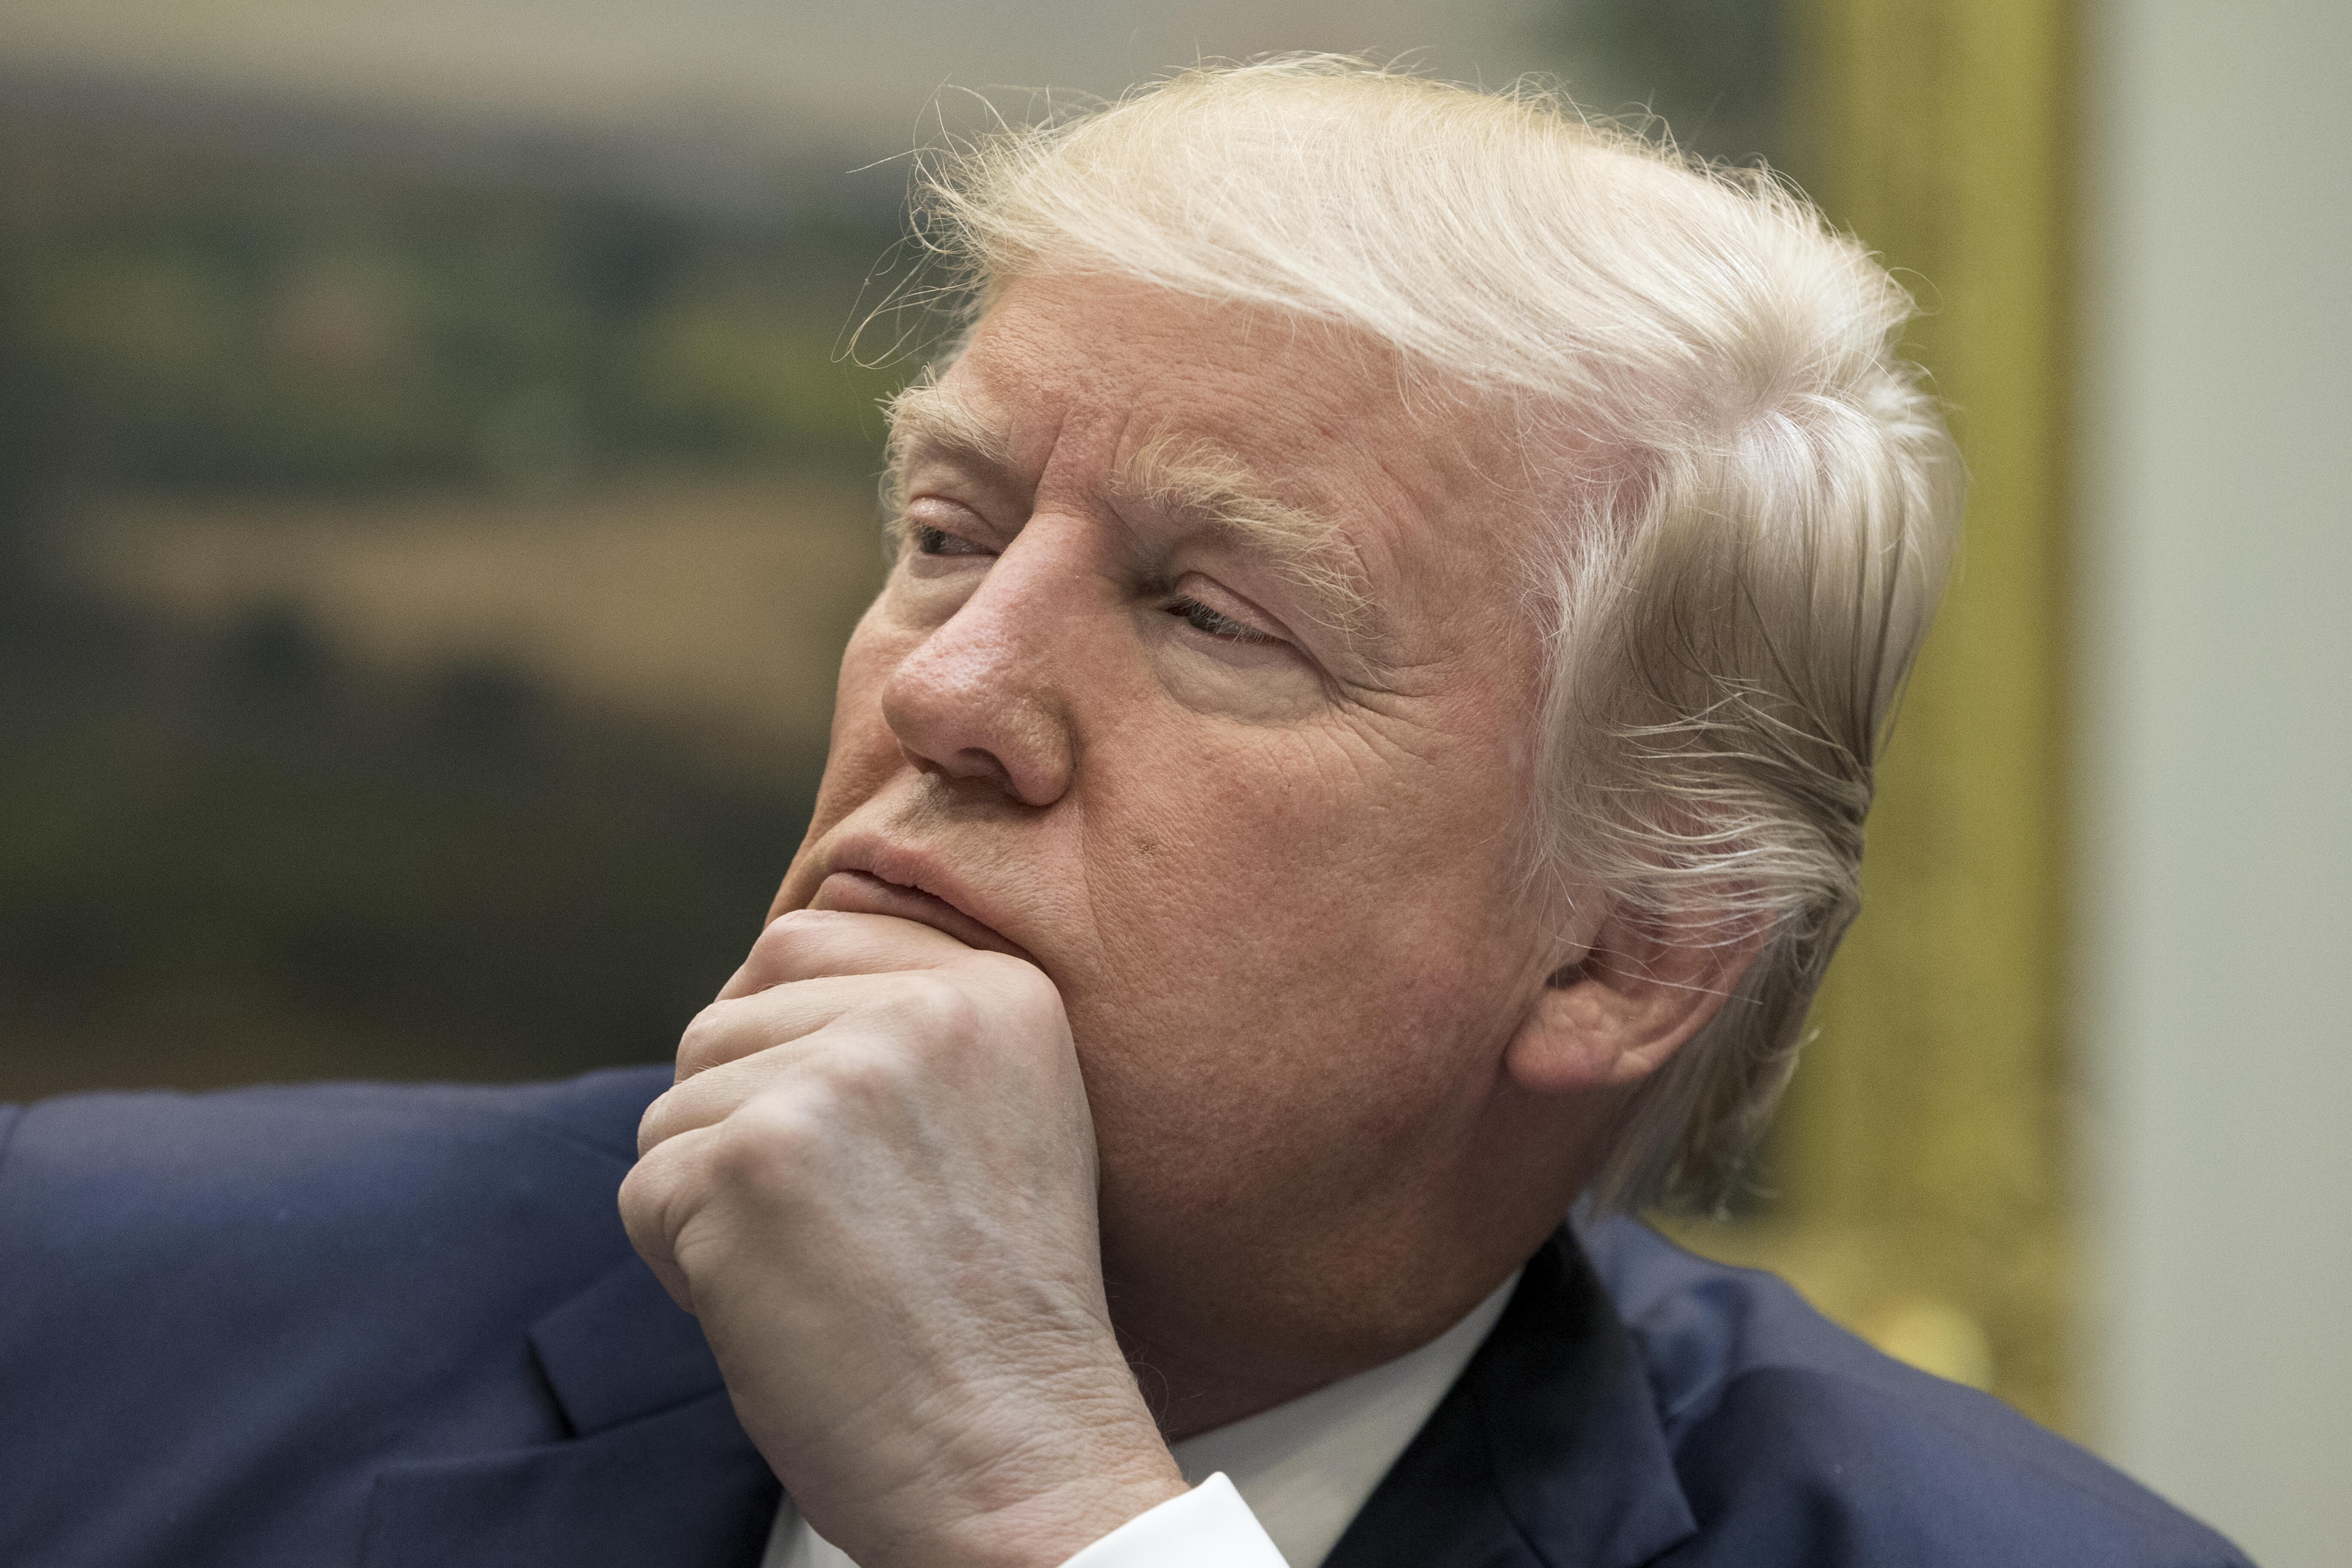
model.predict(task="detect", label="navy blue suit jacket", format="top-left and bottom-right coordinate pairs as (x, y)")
top-left (0, 1069), bottom-right (2251, 1567)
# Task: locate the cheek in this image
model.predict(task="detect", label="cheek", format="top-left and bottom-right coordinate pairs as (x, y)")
top-left (1066, 720), bottom-right (1526, 1140)
top-left (821, 622), bottom-right (905, 782)
top-left (778, 615), bottom-right (910, 897)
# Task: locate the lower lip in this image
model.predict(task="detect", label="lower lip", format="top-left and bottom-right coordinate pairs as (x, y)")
top-left (808, 870), bottom-right (1035, 962)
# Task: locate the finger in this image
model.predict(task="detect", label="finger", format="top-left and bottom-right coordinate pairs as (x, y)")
top-left (639, 1033), bottom-right (853, 1155)
top-left (719, 908), bottom-right (991, 1001)
top-left (655, 967), bottom-right (998, 1150)
top-left (617, 1126), bottom-right (716, 1312)
top-left (677, 971), bottom-right (888, 1081)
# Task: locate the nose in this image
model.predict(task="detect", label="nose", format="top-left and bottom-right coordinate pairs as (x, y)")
top-left (879, 535), bottom-right (1080, 807)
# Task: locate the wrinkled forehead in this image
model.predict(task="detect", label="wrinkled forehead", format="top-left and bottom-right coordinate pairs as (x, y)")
top-left (893, 277), bottom-right (1549, 682)
top-left (901, 274), bottom-right (1543, 597)
top-left (948, 276), bottom-right (1511, 459)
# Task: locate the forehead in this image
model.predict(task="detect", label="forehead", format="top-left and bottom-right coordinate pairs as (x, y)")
top-left (938, 274), bottom-right (1487, 480)
top-left (916, 274), bottom-right (1531, 638)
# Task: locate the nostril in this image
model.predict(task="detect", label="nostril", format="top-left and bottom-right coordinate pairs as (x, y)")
top-left (876, 563), bottom-right (1079, 808)
top-left (900, 740), bottom-right (1017, 796)
top-left (886, 682), bottom-right (1072, 808)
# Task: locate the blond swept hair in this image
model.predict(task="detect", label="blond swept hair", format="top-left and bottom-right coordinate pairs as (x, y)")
top-left (910, 57), bottom-right (1962, 1211)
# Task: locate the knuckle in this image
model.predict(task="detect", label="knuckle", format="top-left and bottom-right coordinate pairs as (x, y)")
top-left (708, 1090), bottom-right (826, 1187)
top-left (969, 951), bottom-right (1066, 1024)
top-left (751, 907), bottom-right (828, 962)
top-left (673, 1004), bottom-right (733, 1076)
top-left (882, 971), bottom-right (986, 1038)
top-left (616, 1159), bottom-right (651, 1218)
top-left (634, 1094), bottom-right (670, 1158)
top-left (817, 1038), bottom-right (913, 1111)
top-left (616, 1150), bottom-right (683, 1246)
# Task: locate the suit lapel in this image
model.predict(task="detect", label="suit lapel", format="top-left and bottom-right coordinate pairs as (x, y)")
top-left (1322, 1230), bottom-right (1697, 1568)
top-left (527, 1256), bottom-right (732, 1437)
top-left (355, 1230), bottom-right (1690, 1568)
top-left (358, 1259), bottom-right (779, 1568)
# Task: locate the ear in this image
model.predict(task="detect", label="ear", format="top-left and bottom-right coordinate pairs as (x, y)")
top-left (1504, 903), bottom-right (1766, 1094)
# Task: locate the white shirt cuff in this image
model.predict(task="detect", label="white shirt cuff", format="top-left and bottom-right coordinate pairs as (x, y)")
top-left (1056, 1473), bottom-right (1290, 1568)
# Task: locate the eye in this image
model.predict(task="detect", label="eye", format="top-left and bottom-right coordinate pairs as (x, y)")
top-left (1168, 596), bottom-right (1278, 645)
top-left (910, 522), bottom-right (991, 557)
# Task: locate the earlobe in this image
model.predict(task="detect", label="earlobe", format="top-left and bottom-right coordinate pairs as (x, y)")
top-left (1504, 913), bottom-right (1764, 1096)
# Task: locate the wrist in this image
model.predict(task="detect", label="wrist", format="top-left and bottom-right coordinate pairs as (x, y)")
top-left (800, 1366), bottom-right (1186, 1568)
top-left (927, 1450), bottom-right (1190, 1568)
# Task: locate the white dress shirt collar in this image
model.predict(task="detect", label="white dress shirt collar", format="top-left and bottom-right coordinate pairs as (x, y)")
top-left (1167, 1269), bottom-right (1518, 1567)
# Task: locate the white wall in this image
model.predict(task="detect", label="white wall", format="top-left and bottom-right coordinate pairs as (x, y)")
top-left (2078, 3), bottom-right (2352, 1565)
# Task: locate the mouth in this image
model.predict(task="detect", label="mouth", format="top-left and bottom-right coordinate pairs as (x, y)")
top-left (808, 856), bottom-right (1036, 964)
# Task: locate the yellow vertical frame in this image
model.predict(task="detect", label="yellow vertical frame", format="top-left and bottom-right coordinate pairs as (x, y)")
top-left (1663, 0), bottom-right (2077, 1431)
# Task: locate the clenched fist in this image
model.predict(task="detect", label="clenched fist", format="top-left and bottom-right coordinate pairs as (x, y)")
top-left (619, 909), bottom-right (1185, 1568)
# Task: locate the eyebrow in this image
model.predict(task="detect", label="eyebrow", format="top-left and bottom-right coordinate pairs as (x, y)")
top-left (883, 380), bottom-right (1378, 645)
top-left (1118, 432), bottom-right (1376, 641)
top-left (883, 380), bottom-right (1015, 515)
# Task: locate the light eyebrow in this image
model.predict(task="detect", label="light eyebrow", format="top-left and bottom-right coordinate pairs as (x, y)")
top-left (1118, 433), bottom-right (1378, 643)
top-left (881, 379), bottom-right (1018, 545)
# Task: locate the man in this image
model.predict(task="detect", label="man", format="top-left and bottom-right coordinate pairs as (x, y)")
top-left (0, 59), bottom-right (2248, 1568)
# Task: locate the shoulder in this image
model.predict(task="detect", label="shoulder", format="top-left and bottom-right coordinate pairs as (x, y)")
top-left (1, 1065), bottom-right (671, 1314)
top-left (1, 1063), bottom-right (665, 1180)
top-left (0, 1068), bottom-right (677, 1560)
top-left (1575, 1215), bottom-right (2253, 1568)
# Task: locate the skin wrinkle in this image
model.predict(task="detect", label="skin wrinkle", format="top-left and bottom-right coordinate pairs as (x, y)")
top-left (616, 76), bottom-right (1964, 1559)
top-left (774, 273), bottom-right (1738, 1439)
top-left (890, 377), bottom-right (1387, 668)
top-left (1115, 431), bottom-right (1378, 644)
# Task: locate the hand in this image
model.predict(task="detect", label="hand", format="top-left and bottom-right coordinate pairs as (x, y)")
top-left (619, 909), bottom-right (1186, 1568)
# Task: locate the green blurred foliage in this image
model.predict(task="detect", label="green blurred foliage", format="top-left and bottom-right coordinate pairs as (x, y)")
top-left (0, 109), bottom-right (912, 1098)
top-left (0, 590), bottom-right (821, 1095)
top-left (0, 113), bottom-right (913, 496)
top-left (0, 19), bottom-right (1788, 1103)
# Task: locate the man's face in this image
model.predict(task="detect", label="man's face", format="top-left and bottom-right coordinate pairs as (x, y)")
top-left (772, 274), bottom-right (1587, 1388)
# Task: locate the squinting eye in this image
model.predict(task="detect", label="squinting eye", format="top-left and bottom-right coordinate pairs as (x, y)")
top-left (911, 523), bottom-right (987, 557)
top-left (1172, 597), bottom-right (1276, 644)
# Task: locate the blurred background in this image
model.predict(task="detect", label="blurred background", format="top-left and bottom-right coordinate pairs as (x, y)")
top-left (0, 3), bottom-right (2341, 1563)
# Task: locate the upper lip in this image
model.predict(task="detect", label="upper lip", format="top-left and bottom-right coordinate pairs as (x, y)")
top-left (820, 835), bottom-right (1034, 962)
